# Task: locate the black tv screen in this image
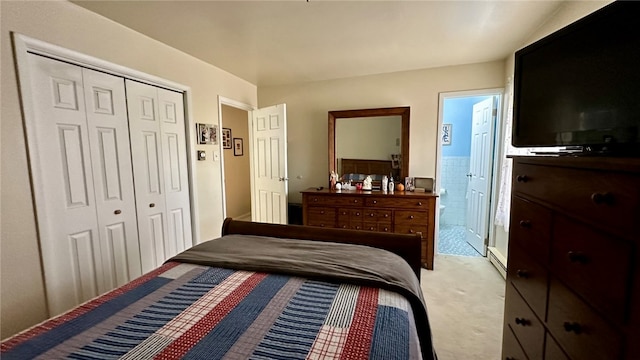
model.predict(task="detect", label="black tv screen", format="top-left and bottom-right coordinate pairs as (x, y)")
top-left (512, 1), bottom-right (640, 154)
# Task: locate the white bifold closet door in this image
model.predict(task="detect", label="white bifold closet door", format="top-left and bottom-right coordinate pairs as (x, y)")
top-left (24, 54), bottom-right (193, 316)
top-left (125, 80), bottom-right (193, 274)
top-left (26, 54), bottom-right (142, 315)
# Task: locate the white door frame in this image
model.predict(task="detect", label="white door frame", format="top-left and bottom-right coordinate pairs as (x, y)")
top-left (217, 96), bottom-right (256, 220)
top-left (435, 88), bottom-right (504, 253)
top-left (14, 33), bottom-right (201, 247)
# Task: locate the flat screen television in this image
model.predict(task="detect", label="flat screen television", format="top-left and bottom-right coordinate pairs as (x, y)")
top-left (512, 1), bottom-right (640, 155)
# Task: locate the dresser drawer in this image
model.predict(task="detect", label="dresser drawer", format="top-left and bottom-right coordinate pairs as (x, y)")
top-left (501, 326), bottom-right (528, 360)
top-left (510, 196), bottom-right (552, 264)
top-left (512, 163), bottom-right (639, 237)
top-left (363, 222), bottom-right (390, 232)
top-left (505, 283), bottom-right (545, 360)
top-left (306, 207), bottom-right (336, 228)
top-left (551, 215), bottom-right (632, 323)
top-left (395, 224), bottom-right (427, 236)
top-left (547, 279), bottom-right (622, 360)
top-left (363, 209), bottom-right (392, 223)
top-left (507, 242), bottom-right (549, 318)
top-left (395, 210), bottom-right (427, 224)
top-left (545, 333), bottom-right (570, 360)
top-left (306, 195), bottom-right (364, 207)
top-left (366, 197), bottom-right (430, 209)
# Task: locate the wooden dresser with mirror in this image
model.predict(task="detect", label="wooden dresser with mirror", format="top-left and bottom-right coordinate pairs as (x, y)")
top-left (301, 106), bottom-right (438, 270)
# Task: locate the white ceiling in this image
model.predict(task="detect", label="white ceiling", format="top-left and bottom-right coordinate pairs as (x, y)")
top-left (72, 0), bottom-right (565, 87)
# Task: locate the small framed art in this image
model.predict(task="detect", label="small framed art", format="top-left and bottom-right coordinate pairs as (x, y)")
top-left (197, 123), bottom-right (217, 145)
top-left (233, 138), bottom-right (243, 156)
top-left (222, 128), bottom-right (232, 149)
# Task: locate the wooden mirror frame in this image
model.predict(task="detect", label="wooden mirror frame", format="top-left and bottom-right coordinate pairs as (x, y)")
top-left (329, 106), bottom-right (410, 179)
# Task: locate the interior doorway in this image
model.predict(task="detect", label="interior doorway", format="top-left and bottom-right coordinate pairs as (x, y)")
top-left (219, 99), bottom-right (253, 221)
top-left (436, 89), bottom-right (503, 257)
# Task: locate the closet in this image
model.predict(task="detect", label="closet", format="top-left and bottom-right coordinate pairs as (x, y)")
top-left (24, 54), bottom-right (193, 316)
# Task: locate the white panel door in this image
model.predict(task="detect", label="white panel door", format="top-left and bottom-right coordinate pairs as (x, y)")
top-left (465, 97), bottom-right (496, 256)
top-left (250, 104), bottom-right (288, 224)
top-left (26, 54), bottom-right (103, 315)
top-left (157, 88), bottom-right (193, 256)
top-left (126, 80), bottom-right (169, 273)
top-left (126, 81), bottom-right (192, 273)
top-left (83, 68), bottom-right (142, 289)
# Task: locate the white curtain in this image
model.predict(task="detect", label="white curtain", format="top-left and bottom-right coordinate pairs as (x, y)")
top-left (494, 78), bottom-right (530, 231)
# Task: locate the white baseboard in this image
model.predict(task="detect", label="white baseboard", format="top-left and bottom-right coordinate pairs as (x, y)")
top-left (488, 246), bottom-right (507, 279)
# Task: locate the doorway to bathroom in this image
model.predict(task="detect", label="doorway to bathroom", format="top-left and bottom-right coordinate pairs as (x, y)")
top-left (436, 89), bottom-right (503, 257)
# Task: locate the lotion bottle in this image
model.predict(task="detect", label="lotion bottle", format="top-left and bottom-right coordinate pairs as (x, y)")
top-left (388, 175), bottom-right (394, 193)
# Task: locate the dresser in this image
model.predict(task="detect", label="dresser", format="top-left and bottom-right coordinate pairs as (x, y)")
top-left (301, 189), bottom-right (437, 269)
top-left (502, 156), bottom-right (640, 360)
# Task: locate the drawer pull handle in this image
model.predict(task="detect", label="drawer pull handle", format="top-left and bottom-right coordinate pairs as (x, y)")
top-left (417, 202), bottom-right (422, 206)
top-left (355, 212), bottom-right (360, 216)
top-left (313, 198), bottom-right (318, 202)
top-left (591, 192), bottom-right (614, 205)
top-left (384, 214), bottom-right (389, 218)
top-left (563, 322), bottom-right (583, 334)
top-left (383, 227), bottom-right (389, 231)
top-left (355, 226), bottom-right (360, 230)
top-left (409, 215), bottom-right (415, 219)
top-left (320, 211), bottom-right (325, 214)
top-left (514, 317), bottom-right (530, 326)
top-left (354, 200), bottom-right (359, 203)
top-left (516, 269), bottom-right (529, 279)
top-left (409, 229), bottom-right (415, 234)
top-left (149, 203), bottom-right (155, 208)
top-left (369, 227), bottom-right (375, 231)
top-left (372, 200), bottom-right (377, 204)
top-left (342, 225), bottom-right (347, 228)
top-left (516, 175), bottom-right (529, 183)
top-left (370, 213), bottom-right (375, 217)
top-left (519, 220), bottom-right (531, 228)
top-left (567, 251), bottom-right (588, 264)
top-left (114, 209), bottom-right (122, 215)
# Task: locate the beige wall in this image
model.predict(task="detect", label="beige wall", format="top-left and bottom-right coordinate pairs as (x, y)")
top-left (259, 61), bottom-right (506, 203)
top-left (490, 0), bottom-right (612, 263)
top-left (222, 105), bottom-right (251, 218)
top-left (0, 0), bottom-right (256, 339)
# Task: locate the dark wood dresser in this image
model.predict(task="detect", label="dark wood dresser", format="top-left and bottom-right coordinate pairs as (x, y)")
top-left (301, 188), bottom-right (437, 269)
top-left (502, 156), bottom-right (640, 360)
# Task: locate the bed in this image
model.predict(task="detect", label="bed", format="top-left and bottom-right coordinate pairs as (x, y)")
top-left (1, 219), bottom-right (437, 360)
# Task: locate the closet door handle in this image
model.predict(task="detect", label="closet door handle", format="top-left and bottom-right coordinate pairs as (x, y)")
top-left (149, 203), bottom-right (156, 208)
top-left (114, 209), bottom-right (122, 215)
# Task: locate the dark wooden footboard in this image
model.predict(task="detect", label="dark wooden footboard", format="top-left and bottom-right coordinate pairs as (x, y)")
top-left (221, 218), bottom-right (422, 280)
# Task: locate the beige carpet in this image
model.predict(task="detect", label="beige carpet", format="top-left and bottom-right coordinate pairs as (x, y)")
top-left (421, 254), bottom-right (506, 360)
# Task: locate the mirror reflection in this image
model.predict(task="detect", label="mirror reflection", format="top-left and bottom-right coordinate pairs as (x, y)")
top-left (329, 107), bottom-right (410, 186)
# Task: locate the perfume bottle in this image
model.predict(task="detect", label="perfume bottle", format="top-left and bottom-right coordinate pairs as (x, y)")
top-left (381, 175), bottom-right (388, 192)
top-left (388, 175), bottom-right (394, 192)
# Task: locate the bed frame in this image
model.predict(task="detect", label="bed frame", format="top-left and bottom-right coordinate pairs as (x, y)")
top-left (221, 218), bottom-right (423, 280)
top-left (340, 158), bottom-right (400, 178)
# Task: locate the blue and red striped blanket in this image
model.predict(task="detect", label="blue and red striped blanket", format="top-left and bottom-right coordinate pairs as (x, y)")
top-left (1, 235), bottom-right (436, 359)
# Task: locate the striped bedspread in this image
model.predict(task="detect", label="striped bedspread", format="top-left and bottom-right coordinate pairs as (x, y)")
top-left (1, 262), bottom-right (422, 359)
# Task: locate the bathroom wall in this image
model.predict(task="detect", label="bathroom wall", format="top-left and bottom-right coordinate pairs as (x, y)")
top-left (440, 96), bottom-right (490, 226)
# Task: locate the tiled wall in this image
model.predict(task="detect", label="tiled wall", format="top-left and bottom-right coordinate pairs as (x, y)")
top-left (440, 156), bottom-right (470, 226)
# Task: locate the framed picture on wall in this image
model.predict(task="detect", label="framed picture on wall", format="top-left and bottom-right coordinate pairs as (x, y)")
top-left (442, 123), bottom-right (452, 145)
top-left (197, 123), bottom-right (217, 145)
top-left (222, 128), bottom-right (232, 149)
top-left (233, 138), bottom-right (243, 156)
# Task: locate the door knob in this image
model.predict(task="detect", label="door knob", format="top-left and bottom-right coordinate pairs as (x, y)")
top-left (278, 177), bottom-right (288, 181)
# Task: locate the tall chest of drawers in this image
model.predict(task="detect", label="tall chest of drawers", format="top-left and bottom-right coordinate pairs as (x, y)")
top-left (502, 156), bottom-right (640, 360)
top-left (301, 189), bottom-right (437, 269)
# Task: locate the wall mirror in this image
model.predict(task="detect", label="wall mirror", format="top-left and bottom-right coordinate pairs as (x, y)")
top-left (329, 107), bottom-right (410, 182)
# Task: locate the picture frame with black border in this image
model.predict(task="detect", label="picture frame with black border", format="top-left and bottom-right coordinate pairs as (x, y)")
top-left (233, 138), bottom-right (243, 156)
top-left (222, 128), bottom-right (232, 149)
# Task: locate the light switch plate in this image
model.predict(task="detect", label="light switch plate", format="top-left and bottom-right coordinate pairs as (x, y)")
top-left (197, 150), bottom-right (206, 161)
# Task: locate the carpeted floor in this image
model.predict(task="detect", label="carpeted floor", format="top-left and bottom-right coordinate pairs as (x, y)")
top-left (421, 254), bottom-right (506, 360)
